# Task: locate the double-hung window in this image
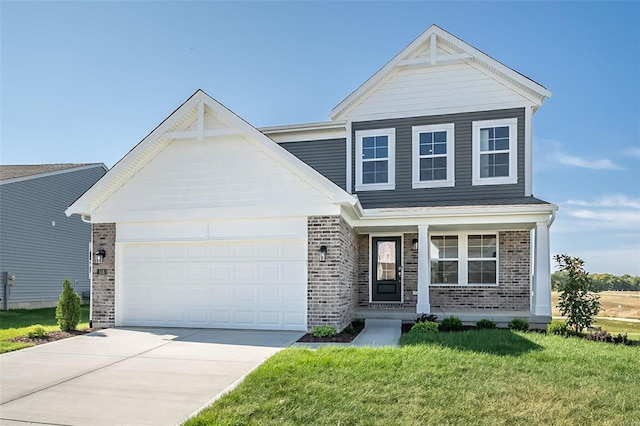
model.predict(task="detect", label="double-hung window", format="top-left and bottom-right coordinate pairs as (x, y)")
top-left (412, 124), bottom-right (455, 188)
top-left (355, 128), bottom-right (395, 191)
top-left (472, 118), bottom-right (517, 186)
top-left (430, 233), bottom-right (498, 286)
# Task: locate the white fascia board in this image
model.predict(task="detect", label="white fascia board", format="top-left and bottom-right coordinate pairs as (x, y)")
top-left (66, 91), bottom-right (207, 217)
top-left (260, 122), bottom-right (346, 142)
top-left (259, 121), bottom-right (346, 134)
top-left (360, 204), bottom-right (557, 219)
top-left (90, 203), bottom-right (343, 224)
top-left (434, 27), bottom-right (552, 99)
top-left (2, 163), bottom-right (107, 186)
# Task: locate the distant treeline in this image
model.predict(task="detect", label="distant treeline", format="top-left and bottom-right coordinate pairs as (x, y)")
top-left (552, 271), bottom-right (640, 291)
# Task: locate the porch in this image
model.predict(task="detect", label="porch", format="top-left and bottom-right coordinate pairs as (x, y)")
top-left (354, 307), bottom-right (551, 329)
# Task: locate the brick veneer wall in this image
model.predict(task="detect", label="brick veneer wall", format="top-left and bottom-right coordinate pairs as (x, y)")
top-left (430, 230), bottom-right (531, 311)
top-left (92, 223), bottom-right (116, 327)
top-left (307, 216), bottom-right (358, 331)
top-left (356, 235), bottom-right (369, 307)
top-left (403, 233), bottom-right (418, 307)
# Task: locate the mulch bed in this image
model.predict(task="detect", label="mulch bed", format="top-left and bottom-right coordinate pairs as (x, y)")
top-left (297, 322), bottom-right (365, 343)
top-left (11, 328), bottom-right (98, 346)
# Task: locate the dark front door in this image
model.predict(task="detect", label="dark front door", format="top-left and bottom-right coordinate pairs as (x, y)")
top-left (371, 237), bottom-right (402, 302)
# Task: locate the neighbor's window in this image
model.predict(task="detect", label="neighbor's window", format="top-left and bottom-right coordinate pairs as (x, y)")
top-left (472, 118), bottom-right (517, 186)
top-left (430, 232), bottom-right (499, 286)
top-left (412, 124), bottom-right (455, 188)
top-left (355, 128), bottom-right (395, 191)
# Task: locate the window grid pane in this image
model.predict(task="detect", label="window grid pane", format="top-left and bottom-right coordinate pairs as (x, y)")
top-left (467, 234), bottom-right (497, 285)
top-left (418, 130), bottom-right (448, 182)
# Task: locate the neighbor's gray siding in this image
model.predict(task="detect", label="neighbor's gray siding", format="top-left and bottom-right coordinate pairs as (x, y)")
top-left (352, 108), bottom-right (526, 208)
top-left (0, 166), bottom-right (106, 306)
top-left (280, 138), bottom-right (347, 190)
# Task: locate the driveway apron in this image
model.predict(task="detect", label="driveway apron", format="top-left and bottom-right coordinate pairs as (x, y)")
top-left (0, 328), bottom-right (302, 426)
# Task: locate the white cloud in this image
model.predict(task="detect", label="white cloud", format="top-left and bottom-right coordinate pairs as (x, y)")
top-left (624, 147), bottom-right (640, 159)
top-left (554, 153), bottom-right (621, 170)
top-left (566, 195), bottom-right (640, 210)
top-left (535, 137), bottom-right (622, 170)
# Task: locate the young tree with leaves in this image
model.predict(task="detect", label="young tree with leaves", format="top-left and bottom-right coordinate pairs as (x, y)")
top-left (56, 279), bottom-right (82, 331)
top-left (554, 254), bottom-right (600, 333)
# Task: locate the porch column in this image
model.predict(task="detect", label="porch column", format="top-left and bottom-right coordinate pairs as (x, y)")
top-left (417, 225), bottom-right (431, 313)
top-left (533, 221), bottom-right (551, 316)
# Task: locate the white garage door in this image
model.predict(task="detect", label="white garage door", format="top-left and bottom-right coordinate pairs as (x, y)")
top-left (119, 238), bottom-right (307, 331)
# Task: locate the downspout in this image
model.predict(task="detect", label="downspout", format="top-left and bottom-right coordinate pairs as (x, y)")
top-left (548, 209), bottom-right (557, 227)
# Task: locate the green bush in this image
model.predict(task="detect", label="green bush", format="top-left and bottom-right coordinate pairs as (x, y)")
top-left (508, 318), bottom-right (529, 332)
top-left (554, 254), bottom-right (601, 332)
top-left (440, 316), bottom-right (463, 332)
top-left (476, 319), bottom-right (497, 330)
top-left (312, 325), bottom-right (337, 338)
top-left (410, 321), bottom-right (438, 333)
top-left (56, 279), bottom-right (82, 332)
top-left (547, 320), bottom-right (569, 336)
top-left (27, 324), bottom-right (48, 338)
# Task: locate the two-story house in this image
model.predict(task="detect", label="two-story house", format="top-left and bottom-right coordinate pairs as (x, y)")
top-left (67, 25), bottom-right (556, 330)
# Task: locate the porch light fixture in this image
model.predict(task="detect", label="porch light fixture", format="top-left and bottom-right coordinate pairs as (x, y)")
top-left (94, 249), bottom-right (106, 265)
top-left (319, 245), bottom-right (327, 262)
top-left (413, 238), bottom-right (419, 250)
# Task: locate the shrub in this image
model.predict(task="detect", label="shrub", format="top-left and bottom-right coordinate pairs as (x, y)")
top-left (554, 254), bottom-right (600, 333)
top-left (586, 330), bottom-right (611, 342)
top-left (27, 325), bottom-right (48, 338)
top-left (410, 321), bottom-right (438, 333)
top-left (416, 313), bottom-right (438, 323)
top-left (312, 325), bottom-right (337, 338)
top-left (56, 279), bottom-right (82, 332)
top-left (476, 319), bottom-right (497, 330)
top-left (508, 318), bottom-right (529, 332)
top-left (440, 316), bottom-right (463, 332)
top-left (612, 333), bottom-right (629, 345)
top-left (547, 320), bottom-right (569, 336)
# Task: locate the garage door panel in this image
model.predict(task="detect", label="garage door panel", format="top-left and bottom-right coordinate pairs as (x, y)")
top-left (120, 237), bottom-right (307, 330)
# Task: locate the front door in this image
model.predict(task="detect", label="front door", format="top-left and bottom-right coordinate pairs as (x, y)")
top-left (371, 237), bottom-right (402, 302)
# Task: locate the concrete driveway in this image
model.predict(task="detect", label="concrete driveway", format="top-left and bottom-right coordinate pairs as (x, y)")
top-left (0, 327), bottom-right (303, 426)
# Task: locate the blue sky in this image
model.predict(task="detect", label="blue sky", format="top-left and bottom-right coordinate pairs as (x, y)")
top-left (2, 1), bottom-right (639, 275)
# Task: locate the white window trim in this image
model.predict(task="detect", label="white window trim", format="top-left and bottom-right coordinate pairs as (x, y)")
top-left (412, 123), bottom-right (455, 188)
top-left (355, 128), bottom-right (396, 191)
top-left (472, 118), bottom-right (518, 186)
top-left (429, 231), bottom-right (499, 287)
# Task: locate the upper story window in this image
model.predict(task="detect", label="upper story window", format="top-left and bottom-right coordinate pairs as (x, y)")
top-left (412, 123), bottom-right (455, 188)
top-left (355, 128), bottom-right (395, 191)
top-left (472, 118), bottom-right (517, 186)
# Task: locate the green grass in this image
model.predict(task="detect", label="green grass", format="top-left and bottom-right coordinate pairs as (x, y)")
top-left (593, 318), bottom-right (640, 341)
top-left (0, 306), bottom-right (90, 353)
top-left (186, 330), bottom-right (639, 426)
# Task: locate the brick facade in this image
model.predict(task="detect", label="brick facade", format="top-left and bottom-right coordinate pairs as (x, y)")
top-left (91, 223), bottom-right (116, 327)
top-left (357, 230), bottom-right (530, 312)
top-left (307, 216), bottom-right (358, 331)
top-left (430, 230), bottom-right (531, 311)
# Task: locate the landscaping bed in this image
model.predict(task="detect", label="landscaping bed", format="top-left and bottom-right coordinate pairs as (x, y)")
top-left (297, 320), bottom-right (365, 343)
top-left (10, 328), bottom-right (96, 346)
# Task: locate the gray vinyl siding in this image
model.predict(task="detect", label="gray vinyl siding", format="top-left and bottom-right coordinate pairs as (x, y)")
top-left (0, 166), bottom-right (106, 305)
top-left (280, 138), bottom-right (347, 190)
top-left (352, 108), bottom-right (526, 208)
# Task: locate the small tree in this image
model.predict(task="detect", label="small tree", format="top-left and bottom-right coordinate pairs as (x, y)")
top-left (554, 254), bottom-right (600, 333)
top-left (56, 279), bottom-right (82, 331)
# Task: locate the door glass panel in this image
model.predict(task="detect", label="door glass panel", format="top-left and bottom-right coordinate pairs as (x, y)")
top-left (376, 241), bottom-right (396, 280)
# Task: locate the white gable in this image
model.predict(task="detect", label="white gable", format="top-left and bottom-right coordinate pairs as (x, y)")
top-left (331, 25), bottom-right (551, 121)
top-left (92, 134), bottom-right (336, 222)
top-left (68, 90), bottom-right (355, 223)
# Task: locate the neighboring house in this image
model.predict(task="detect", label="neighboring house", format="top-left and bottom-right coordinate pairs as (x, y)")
top-left (1, 163), bottom-right (108, 309)
top-left (67, 25), bottom-right (557, 331)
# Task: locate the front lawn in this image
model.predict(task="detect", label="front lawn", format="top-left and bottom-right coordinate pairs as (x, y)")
top-left (0, 306), bottom-right (90, 353)
top-left (186, 330), bottom-right (639, 425)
